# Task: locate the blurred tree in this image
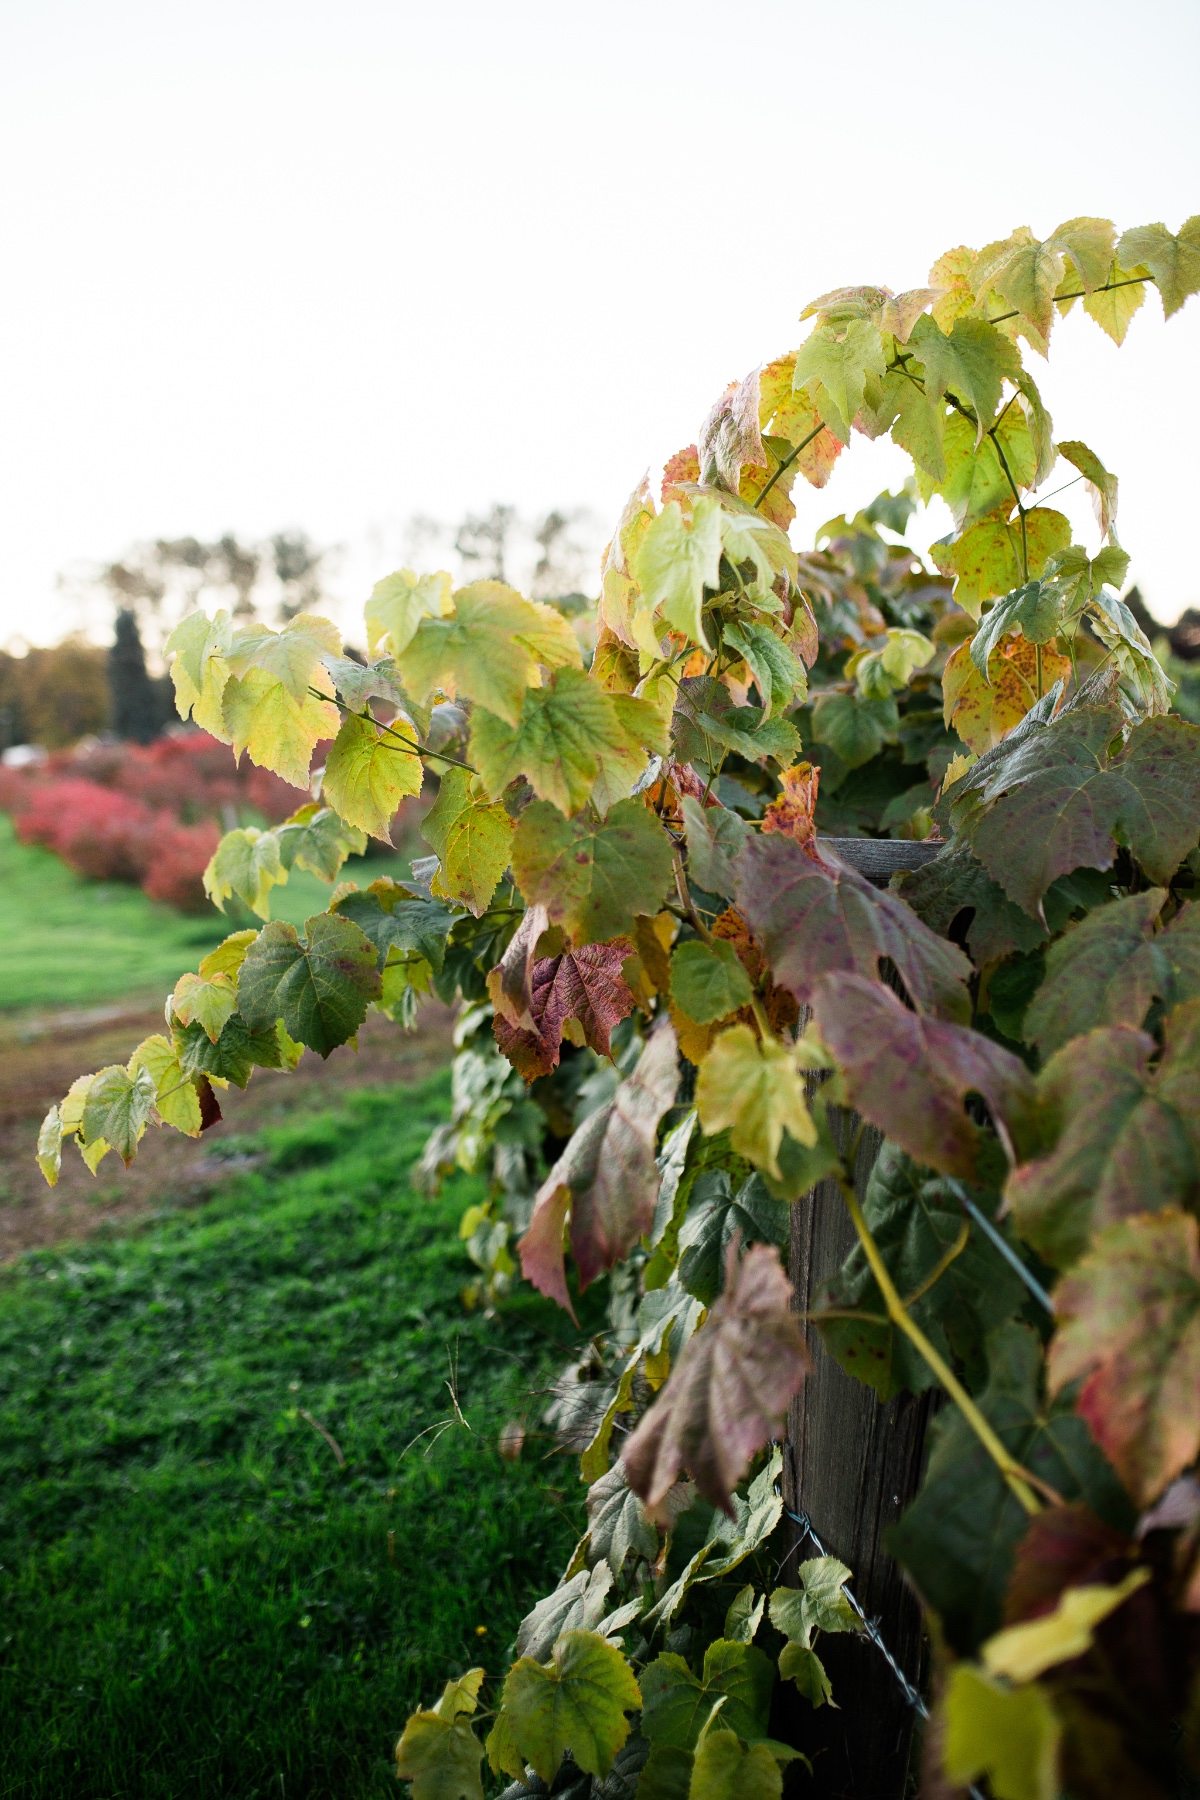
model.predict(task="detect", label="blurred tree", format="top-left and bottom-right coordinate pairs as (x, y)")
top-left (271, 529), bottom-right (329, 621)
top-left (454, 504), bottom-right (516, 582)
top-left (108, 609), bottom-right (167, 744)
top-left (0, 639), bottom-right (109, 748)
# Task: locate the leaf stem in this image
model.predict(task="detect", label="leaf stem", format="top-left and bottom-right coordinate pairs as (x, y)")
top-left (834, 1166), bottom-right (1041, 1515)
top-left (987, 273), bottom-right (1149, 329)
top-left (752, 423), bottom-right (827, 511)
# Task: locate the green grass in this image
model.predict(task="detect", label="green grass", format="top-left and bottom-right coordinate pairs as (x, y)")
top-left (0, 1073), bottom-right (584, 1798)
top-left (0, 816), bottom-right (413, 1013)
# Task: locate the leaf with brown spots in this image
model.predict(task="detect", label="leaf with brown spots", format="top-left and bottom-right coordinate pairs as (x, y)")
top-left (493, 941), bottom-right (636, 1081)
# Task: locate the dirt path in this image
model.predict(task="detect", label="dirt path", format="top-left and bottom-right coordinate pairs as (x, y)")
top-left (0, 1000), bottom-right (456, 1262)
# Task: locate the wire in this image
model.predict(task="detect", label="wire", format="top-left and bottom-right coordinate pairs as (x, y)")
top-left (947, 1179), bottom-right (1055, 1315)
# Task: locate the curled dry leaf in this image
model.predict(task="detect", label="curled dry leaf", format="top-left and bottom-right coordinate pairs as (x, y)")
top-left (493, 940), bottom-right (636, 1081)
top-left (622, 1240), bottom-right (807, 1517)
top-left (519, 1021), bottom-right (679, 1311)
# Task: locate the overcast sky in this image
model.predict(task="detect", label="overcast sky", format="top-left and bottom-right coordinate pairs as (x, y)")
top-left (2, 0), bottom-right (1198, 649)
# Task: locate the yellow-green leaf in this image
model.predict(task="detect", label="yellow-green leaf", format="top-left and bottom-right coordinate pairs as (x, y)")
top-left (511, 798), bottom-right (674, 946)
top-left (469, 667), bottom-right (655, 817)
top-left (909, 316), bottom-right (1020, 443)
top-left (366, 568), bottom-right (452, 659)
top-left (80, 1063), bottom-right (157, 1168)
top-left (931, 509), bottom-right (1071, 617)
top-left (398, 581), bottom-right (580, 727)
top-left (198, 930), bottom-right (259, 982)
top-left (37, 1105), bottom-right (63, 1187)
top-left (981, 1570), bottom-right (1150, 1684)
top-left (322, 710), bottom-right (424, 840)
top-left (170, 971), bottom-right (239, 1044)
top-left (1083, 258), bottom-right (1149, 345)
top-left (225, 613), bottom-right (341, 702)
top-left (942, 1666), bottom-right (1060, 1800)
top-left (165, 608), bottom-right (233, 738)
top-left (1117, 216), bottom-right (1200, 318)
top-left (203, 827), bottom-right (288, 921)
top-left (502, 1629), bottom-right (641, 1785)
top-left (696, 1025), bottom-right (816, 1179)
top-left (222, 668), bottom-right (341, 789)
top-left (669, 940), bottom-right (752, 1025)
top-left (633, 497), bottom-right (724, 652)
top-left (792, 320), bottom-right (885, 444)
top-left (1055, 440), bottom-right (1118, 539)
top-left (687, 1729), bottom-right (782, 1800)
top-left (129, 1034), bottom-right (203, 1135)
top-left (421, 766), bottom-right (514, 917)
top-left (394, 1666), bottom-right (486, 1800)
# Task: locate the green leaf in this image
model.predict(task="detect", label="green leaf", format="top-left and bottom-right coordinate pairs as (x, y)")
top-left (942, 1666), bottom-right (1061, 1800)
top-left (204, 827), bottom-right (288, 921)
top-left (670, 939), bottom-right (753, 1025)
top-left (173, 1013), bottom-right (288, 1090)
top-left (622, 1243), bottom-right (806, 1516)
top-left (682, 797), bottom-right (749, 900)
top-left (170, 970), bottom-right (239, 1044)
top-left (1082, 258), bottom-right (1149, 345)
top-left (237, 914), bottom-right (381, 1057)
top-left (511, 797), bottom-right (674, 946)
top-left (641, 1639), bottom-right (774, 1750)
top-left (514, 1563), bottom-right (617, 1664)
top-left (889, 373), bottom-right (946, 481)
top-left (79, 1063), bottom-right (157, 1168)
top-left (1050, 216), bottom-right (1116, 294)
top-left (397, 581), bottom-right (579, 726)
top-left (221, 667), bottom-right (341, 788)
top-left (1085, 588), bottom-right (1174, 716)
top-left (519, 1022), bottom-right (678, 1306)
top-left (933, 408), bottom-right (1036, 534)
top-left (1049, 1208), bottom-right (1200, 1507)
top-left (722, 622), bottom-right (806, 716)
top-left (637, 1742), bottom-right (695, 1800)
top-left (128, 1034), bottom-right (203, 1136)
top-left (693, 704), bottom-right (800, 766)
top-left (225, 613), bottom-right (342, 702)
top-left (676, 1170), bottom-right (789, 1305)
top-left (810, 691), bottom-right (898, 768)
top-left (815, 1142), bottom-right (1028, 1400)
top-left (36, 1104), bottom-right (63, 1187)
top-left (331, 882), bottom-right (454, 973)
top-left (420, 766), bottom-right (514, 918)
top-left (810, 973), bottom-right (1034, 1184)
top-left (586, 1461), bottom-right (657, 1577)
top-left (633, 496), bottom-right (724, 651)
top-left (909, 315), bottom-right (1021, 442)
top-left (501, 1629), bottom-right (641, 1784)
top-left (777, 1643), bottom-right (833, 1707)
top-left (696, 1025), bottom-right (815, 1179)
top-left (893, 841), bottom-right (1048, 966)
top-left (365, 568), bottom-right (452, 659)
top-left (321, 710), bottom-right (424, 840)
top-left (1023, 889), bottom-right (1165, 1056)
top-left (1117, 216), bottom-right (1200, 318)
top-left (394, 1667), bottom-right (485, 1800)
top-left (888, 1323), bottom-right (1133, 1652)
top-left (769, 1556), bottom-right (860, 1648)
top-left (972, 229), bottom-right (1065, 341)
top-left (723, 1584), bottom-right (764, 1645)
top-left (1121, 897), bottom-right (1200, 1016)
top-left (687, 1730), bottom-right (783, 1800)
top-left (792, 320), bottom-right (886, 444)
top-left (469, 667), bottom-right (659, 817)
top-left (953, 708), bottom-right (1200, 916)
top-left (275, 804), bottom-right (367, 882)
top-left (970, 577), bottom-right (1068, 678)
top-left (1007, 999), bottom-right (1200, 1269)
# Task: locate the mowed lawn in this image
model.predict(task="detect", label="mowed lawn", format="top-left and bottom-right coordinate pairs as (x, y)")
top-left (0, 1075), bottom-right (585, 1799)
top-left (0, 814), bottom-right (413, 1015)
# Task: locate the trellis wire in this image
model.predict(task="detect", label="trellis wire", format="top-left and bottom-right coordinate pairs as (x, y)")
top-left (946, 1178), bottom-right (1055, 1315)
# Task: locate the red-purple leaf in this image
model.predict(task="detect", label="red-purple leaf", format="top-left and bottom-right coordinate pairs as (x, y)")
top-left (1049, 1209), bottom-right (1200, 1508)
top-left (490, 903), bottom-right (550, 1030)
top-left (621, 1240), bottom-right (807, 1518)
top-left (810, 972), bottom-right (1034, 1181)
top-left (493, 940), bottom-right (636, 1081)
top-left (518, 1020), bottom-right (678, 1306)
top-left (736, 831), bottom-right (971, 1022)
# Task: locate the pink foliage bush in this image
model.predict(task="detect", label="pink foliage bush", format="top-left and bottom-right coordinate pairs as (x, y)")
top-left (1, 730), bottom-right (309, 913)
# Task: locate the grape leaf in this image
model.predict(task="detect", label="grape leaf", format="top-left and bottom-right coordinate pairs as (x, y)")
top-left (321, 710), bottom-right (424, 839)
top-left (971, 575), bottom-right (1071, 673)
top-left (892, 841), bottom-right (1048, 965)
top-left (501, 1629), bottom-right (641, 1785)
top-left (398, 581), bottom-right (579, 727)
top-left (950, 708), bottom-right (1200, 915)
top-left (633, 496), bottom-right (724, 651)
top-left (698, 369), bottom-right (766, 491)
top-left (777, 1643), bottom-right (833, 1707)
top-left (275, 804), bottom-right (366, 882)
top-left (1120, 898), bottom-right (1200, 1017)
top-left (888, 1323), bottom-right (1134, 1652)
top-left (1006, 1002), bottom-right (1200, 1268)
top-left (942, 633), bottom-right (1071, 757)
top-left (486, 901), bottom-right (549, 1029)
top-left (237, 914), bottom-right (381, 1057)
top-left (792, 319), bottom-right (885, 444)
top-left (810, 972), bottom-right (1034, 1182)
top-left (1117, 216), bottom-right (1200, 318)
top-left (735, 831), bottom-right (971, 1021)
top-left (128, 1035), bottom-right (203, 1136)
top-left (909, 315), bottom-right (1021, 441)
top-left (170, 970), bottom-right (239, 1044)
top-left (810, 691), bottom-right (898, 768)
top-left (79, 1063), bottom-right (157, 1168)
top-left (519, 1021), bottom-right (678, 1306)
top-left (769, 1556), bottom-right (860, 1648)
top-left (222, 667), bottom-right (341, 788)
top-left (982, 1569), bottom-right (1150, 1683)
top-left (676, 1170), bottom-right (789, 1305)
top-left (511, 798), bottom-right (674, 945)
top-left (722, 621), bottom-right (806, 716)
top-left (36, 1106), bottom-right (63, 1186)
top-left (815, 1142), bottom-right (1028, 1399)
top-left (173, 1013), bottom-right (285, 1090)
top-left (225, 614), bottom-right (341, 701)
top-left (682, 796), bottom-right (749, 900)
top-left (331, 883), bottom-right (454, 973)
top-left (165, 607), bottom-right (234, 738)
top-left (1023, 889), bottom-right (1165, 1056)
top-left (621, 1241), bottom-right (807, 1516)
top-left (723, 1585), bottom-right (765, 1645)
top-left (687, 1729), bottom-right (783, 1800)
top-left (494, 941), bottom-right (636, 1080)
top-left (758, 358), bottom-right (843, 487)
top-left (204, 827), bottom-right (287, 921)
top-left (695, 1025), bottom-right (815, 1179)
top-left (972, 229), bottom-right (1066, 341)
top-left (394, 1666), bottom-right (485, 1800)
top-left (365, 568), bottom-right (452, 659)
top-left (421, 766), bottom-right (514, 917)
top-left (469, 667), bottom-right (661, 817)
top-left (640, 1639), bottom-right (774, 1750)
top-left (586, 1461), bottom-right (657, 1576)
top-left (1048, 1209), bottom-right (1200, 1507)
top-left (197, 929), bottom-right (258, 982)
top-left (933, 408), bottom-right (1036, 534)
top-left (514, 1563), bottom-right (616, 1663)
top-left (942, 1666), bottom-right (1061, 1800)
top-left (1051, 216), bottom-right (1116, 294)
top-left (319, 652), bottom-right (408, 715)
top-left (1083, 257), bottom-right (1149, 345)
top-left (670, 940), bottom-right (752, 1025)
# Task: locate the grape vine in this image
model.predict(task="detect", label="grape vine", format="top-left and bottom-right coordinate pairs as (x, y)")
top-left (40, 213), bottom-right (1200, 1799)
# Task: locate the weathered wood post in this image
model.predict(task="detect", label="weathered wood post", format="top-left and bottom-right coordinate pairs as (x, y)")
top-left (780, 838), bottom-right (943, 1799)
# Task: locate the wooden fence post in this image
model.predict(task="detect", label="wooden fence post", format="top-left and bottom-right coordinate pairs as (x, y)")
top-left (777, 838), bottom-right (942, 1798)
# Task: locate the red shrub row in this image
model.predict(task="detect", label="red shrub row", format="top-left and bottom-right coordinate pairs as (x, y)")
top-left (0, 729), bottom-right (310, 912)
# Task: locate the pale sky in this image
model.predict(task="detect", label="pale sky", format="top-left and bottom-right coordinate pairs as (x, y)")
top-left (2, 0), bottom-right (1198, 649)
